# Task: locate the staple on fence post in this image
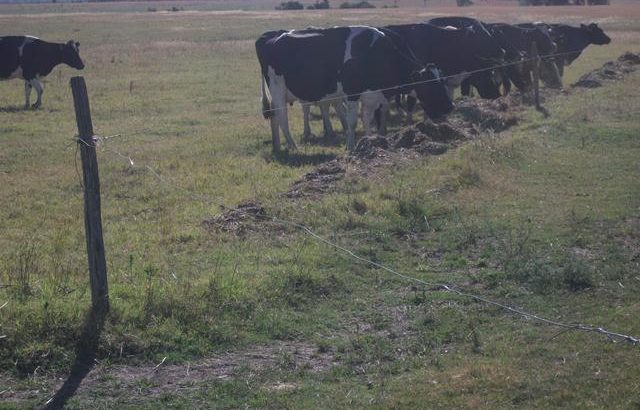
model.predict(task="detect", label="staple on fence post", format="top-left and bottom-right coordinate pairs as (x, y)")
top-left (70, 76), bottom-right (109, 314)
top-left (531, 41), bottom-right (541, 110)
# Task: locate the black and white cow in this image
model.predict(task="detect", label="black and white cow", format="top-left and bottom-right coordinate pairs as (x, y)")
top-left (487, 23), bottom-right (563, 92)
top-left (0, 36), bottom-right (84, 109)
top-left (383, 22), bottom-right (505, 122)
top-left (256, 26), bottom-right (453, 151)
top-left (425, 16), bottom-right (511, 99)
top-left (541, 23), bottom-right (611, 77)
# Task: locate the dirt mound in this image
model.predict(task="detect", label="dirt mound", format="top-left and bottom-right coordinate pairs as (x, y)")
top-left (352, 135), bottom-right (390, 159)
top-left (452, 96), bottom-right (520, 133)
top-left (202, 200), bottom-right (266, 235)
top-left (351, 119), bottom-right (469, 160)
top-left (572, 51), bottom-right (640, 88)
top-left (286, 160), bottom-right (346, 198)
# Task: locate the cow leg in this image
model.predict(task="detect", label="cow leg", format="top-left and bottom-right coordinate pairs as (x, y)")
top-left (24, 81), bottom-right (32, 109)
top-left (345, 100), bottom-right (359, 151)
top-left (332, 100), bottom-right (348, 135)
top-left (30, 79), bottom-right (44, 109)
top-left (318, 102), bottom-right (335, 138)
top-left (278, 104), bottom-right (297, 150)
top-left (360, 93), bottom-right (381, 136)
top-left (406, 92), bottom-right (417, 125)
top-left (460, 79), bottom-right (472, 97)
top-left (270, 91), bottom-right (297, 150)
top-left (319, 102), bottom-right (335, 139)
top-left (302, 103), bottom-right (313, 141)
top-left (378, 100), bottom-right (389, 136)
top-left (270, 116), bottom-right (281, 151)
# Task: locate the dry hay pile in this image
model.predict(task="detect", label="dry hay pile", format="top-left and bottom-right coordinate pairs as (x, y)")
top-left (352, 120), bottom-right (468, 159)
top-left (202, 200), bottom-right (267, 235)
top-left (450, 96), bottom-right (521, 134)
top-left (286, 160), bottom-right (346, 198)
top-left (572, 51), bottom-right (640, 88)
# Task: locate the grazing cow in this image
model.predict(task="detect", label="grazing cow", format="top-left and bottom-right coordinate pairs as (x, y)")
top-left (426, 16), bottom-right (524, 99)
top-left (487, 23), bottom-right (563, 92)
top-left (256, 26), bottom-right (453, 151)
top-left (542, 23), bottom-right (611, 76)
top-left (383, 22), bottom-right (505, 123)
top-left (0, 36), bottom-right (84, 109)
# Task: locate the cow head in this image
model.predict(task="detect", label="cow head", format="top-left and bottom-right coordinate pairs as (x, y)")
top-left (63, 40), bottom-right (85, 70)
top-left (412, 65), bottom-right (454, 120)
top-left (582, 23), bottom-right (611, 45)
top-left (473, 71), bottom-right (502, 99)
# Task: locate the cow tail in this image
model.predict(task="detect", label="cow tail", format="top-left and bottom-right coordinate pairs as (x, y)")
top-left (261, 74), bottom-right (273, 119)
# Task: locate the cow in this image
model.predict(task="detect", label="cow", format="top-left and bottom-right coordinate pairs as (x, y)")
top-left (0, 36), bottom-right (85, 109)
top-left (256, 26), bottom-right (453, 151)
top-left (383, 22), bottom-right (505, 123)
top-left (486, 23), bottom-right (563, 92)
top-left (426, 16), bottom-right (524, 99)
top-left (541, 23), bottom-right (611, 77)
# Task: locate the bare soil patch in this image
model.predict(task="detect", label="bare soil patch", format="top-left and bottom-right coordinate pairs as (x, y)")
top-left (2, 341), bottom-right (335, 406)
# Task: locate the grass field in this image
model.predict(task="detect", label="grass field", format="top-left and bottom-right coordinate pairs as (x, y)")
top-left (1, 1), bottom-right (639, 408)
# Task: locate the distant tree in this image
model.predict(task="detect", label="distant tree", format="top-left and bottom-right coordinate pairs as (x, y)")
top-left (307, 0), bottom-right (330, 9)
top-left (456, 0), bottom-right (473, 5)
top-left (276, 1), bottom-right (304, 10)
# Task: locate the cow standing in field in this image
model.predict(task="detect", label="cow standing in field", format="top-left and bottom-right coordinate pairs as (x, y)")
top-left (256, 26), bottom-right (453, 151)
top-left (539, 23), bottom-right (611, 76)
top-left (486, 23), bottom-right (563, 93)
top-left (426, 17), bottom-right (525, 99)
top-left (0, 36), bottom-right (85, 109)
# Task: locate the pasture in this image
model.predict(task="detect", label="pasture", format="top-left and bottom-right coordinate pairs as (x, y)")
top-left (1, 1), bottom-right (639, 408)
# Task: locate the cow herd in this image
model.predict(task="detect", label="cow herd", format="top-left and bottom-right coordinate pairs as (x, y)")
top-left (256, 18), bottom-right (611, 151)
top-left (0, 18), bottom-right (611, 153)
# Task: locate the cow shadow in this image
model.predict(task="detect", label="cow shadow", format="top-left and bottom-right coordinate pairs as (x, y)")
top-left (302, 134), bottom-right (344, 148)
top-left (0, 105), bottom-right (27, 113)
top-left (269, 149), bottom-right (337, 167)
top-left (41, 306), bottom-right (107, 409)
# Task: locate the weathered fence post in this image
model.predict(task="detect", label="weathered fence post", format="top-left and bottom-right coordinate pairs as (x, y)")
top-left (70, 76), bottom-right (109, 314)
top-left (530, 41), bottom-right (541, 110)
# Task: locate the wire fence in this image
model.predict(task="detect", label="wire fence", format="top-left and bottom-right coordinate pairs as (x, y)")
top-left (88, 131), bottom-right (640, 347)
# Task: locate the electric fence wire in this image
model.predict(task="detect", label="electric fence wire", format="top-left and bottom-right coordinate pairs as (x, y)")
top-left (85, 138), bottom-right (640, 347)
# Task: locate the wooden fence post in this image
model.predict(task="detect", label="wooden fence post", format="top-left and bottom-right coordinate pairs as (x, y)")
top-left (70, 76), bottom-right (109, 314)
top-left (530, 41), bottom-right (541, 110)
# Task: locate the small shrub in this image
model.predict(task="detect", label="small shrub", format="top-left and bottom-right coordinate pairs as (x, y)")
top-left (456, 0), bottom-right (473, 6)
top-left (562, 257), bottom-right (593, 291)
top-left (339, 1), bottom-right (375, 8)
top-left (276, 1), bottom-right (305, 9)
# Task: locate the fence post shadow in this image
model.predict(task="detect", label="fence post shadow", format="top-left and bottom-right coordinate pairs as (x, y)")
top-left (41, 307), bottom-right (107, 410)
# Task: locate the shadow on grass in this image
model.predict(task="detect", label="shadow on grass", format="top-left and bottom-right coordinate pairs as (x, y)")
top-left (303, 134), bottom-right (344, 148)
top-left (41, 307), bottom-right (107, 410)
top-left (0, 105), bottom-right (28, 113)
top-left (269, 149), bottom-right (337, 167)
